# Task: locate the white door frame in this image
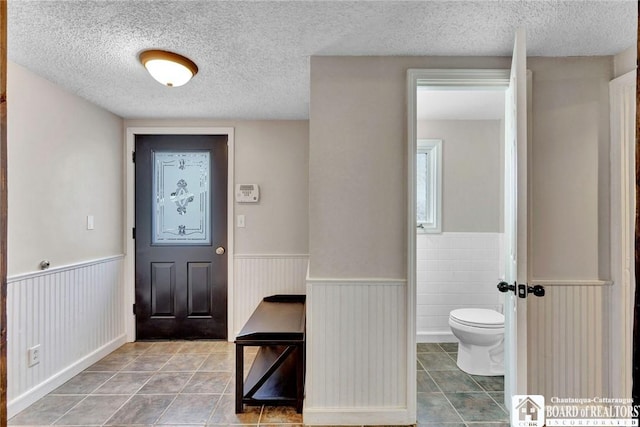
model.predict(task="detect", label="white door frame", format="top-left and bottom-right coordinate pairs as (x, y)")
top-left (407, 69), bottom-right (512, 420)
top-left (608, 70), bottom-right (635, 399)
top-left (124, 126), bottom-right (235, 342)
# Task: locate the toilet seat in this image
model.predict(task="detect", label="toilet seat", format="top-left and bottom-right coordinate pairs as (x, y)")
top-left (450, 308), bottom-right (504, 329)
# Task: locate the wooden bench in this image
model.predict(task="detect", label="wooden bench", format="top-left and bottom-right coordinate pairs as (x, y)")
top-left (235, 294), bottom-right (305, 413)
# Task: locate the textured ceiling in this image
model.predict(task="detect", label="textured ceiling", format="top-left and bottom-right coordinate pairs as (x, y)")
top-left (7, 0), bottom-right (637, 120)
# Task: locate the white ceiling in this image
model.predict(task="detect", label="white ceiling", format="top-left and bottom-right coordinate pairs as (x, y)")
top-left (7, 1), bottom-right (637, 120)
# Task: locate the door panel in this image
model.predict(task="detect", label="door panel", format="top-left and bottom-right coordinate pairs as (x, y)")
top-left (151, 262), bottom-right (176, 317)
top-left (188, 262), bottom-right (212, 316)
top-left (504, 27), bottom-right (528, 409)
top-left (135, 134), bottom-right (228, 340)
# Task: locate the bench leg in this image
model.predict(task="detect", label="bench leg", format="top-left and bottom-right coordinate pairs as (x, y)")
top-left (296, 345), bottom-right (303, 413)
top-left (235, 344), bottom-right (244, 413)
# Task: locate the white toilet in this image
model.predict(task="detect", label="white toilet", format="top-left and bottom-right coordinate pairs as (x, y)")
top-left (448, 308), bottom-right (504, 376)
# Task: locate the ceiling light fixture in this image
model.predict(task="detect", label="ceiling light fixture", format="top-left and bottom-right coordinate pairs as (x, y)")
top-left (139, 49), bottom-right (198, 87)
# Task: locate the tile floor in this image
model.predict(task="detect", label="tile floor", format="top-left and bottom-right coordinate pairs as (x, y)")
top-left (417, 342), bottom-right (508, 427)
top-left (9, 341), bottom-right (300, 426)
top-left (9, 341), bottom-right (508, 426)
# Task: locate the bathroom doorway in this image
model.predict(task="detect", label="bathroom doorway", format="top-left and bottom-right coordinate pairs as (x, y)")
top-left (407, 40), bottom-right (530, 422)
top-left (415, 88), bottom-right (506, 342)
top-left (414, 86), bottom-right (509, 423)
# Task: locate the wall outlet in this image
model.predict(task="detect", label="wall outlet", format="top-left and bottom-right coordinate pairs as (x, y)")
top-left (28, 345), bottom-right (41, 367)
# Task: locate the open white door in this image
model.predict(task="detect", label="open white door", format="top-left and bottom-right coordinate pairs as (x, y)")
top-left (502, 27), bottom-right (528, 411)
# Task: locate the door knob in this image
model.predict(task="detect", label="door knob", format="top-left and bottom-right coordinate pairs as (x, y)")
top-left (498, 281), bottom-right (545, 298)
top-left (497, 281), bottom-right (516, 294)
top-left (528, 285), bottom-right (545, 297)
top-left (215, 246), bottom-right (225, 255)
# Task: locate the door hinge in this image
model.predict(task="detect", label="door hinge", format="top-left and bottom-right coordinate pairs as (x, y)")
top-left (132, 151), bottom-right (136, 163)
top-left (132, 227), bottom-right (136, 239)
top-left (132, 304), bottom-right (136, 315)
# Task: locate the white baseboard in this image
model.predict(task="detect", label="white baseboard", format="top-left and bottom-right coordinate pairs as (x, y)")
top-left (8, 334), bottom-right (126, 419)
top-left (303, 407), bottom-right (414, 425)
top-left (417, 331), bottom-right (457, 343)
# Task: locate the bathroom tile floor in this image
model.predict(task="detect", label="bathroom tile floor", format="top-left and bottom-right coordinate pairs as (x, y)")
top-left (9, 341), bottom-right (507, 426)
top-left (417, 342), bottom-right (508, 427)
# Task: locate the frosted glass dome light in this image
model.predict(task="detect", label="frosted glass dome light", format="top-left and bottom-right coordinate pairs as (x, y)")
top-left (139, 50), bottom-right (198, 87)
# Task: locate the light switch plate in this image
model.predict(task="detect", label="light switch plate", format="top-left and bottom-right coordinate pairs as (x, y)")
top-left (237, 215), bottom-right (245, 228)
top-left (87, 215), bottom-right (94, 230)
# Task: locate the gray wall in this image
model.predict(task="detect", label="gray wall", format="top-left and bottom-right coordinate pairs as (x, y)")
top-left (125, 119), bottom-right (309, 255)
top-left (8, 61), bottom-right (124, 275)
top-left (309, 56), bottom-right (510, 279)
top-left (417, 119), bottom-right (502, 233)
top-left (309, 55), bottom-right (612, 281)
top-left (529, 57), bottom-right (611, 279)
top-left (8, 61), bottom-right (309, 275)
top-left (613, 45), bottom-right (636, 78)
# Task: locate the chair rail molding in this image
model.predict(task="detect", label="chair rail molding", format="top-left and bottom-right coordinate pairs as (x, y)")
top-left (7, 255), bottom-right (125, 418)
top-left (304, 277), bottom-right (411, 425)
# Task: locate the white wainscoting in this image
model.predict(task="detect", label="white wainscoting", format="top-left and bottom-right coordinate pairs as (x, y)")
top-left (416, 232), bottom-right (502, 342)
top-left (527, 282), bottom-right (610, 399)
top-left (7, 255), bottom-right (126, 418)
top-left (305, 278), bottom-right (411, 425)
top-left (233, 254), bottom-right (308, 336)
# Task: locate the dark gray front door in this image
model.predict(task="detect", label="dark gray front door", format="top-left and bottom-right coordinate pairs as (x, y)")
top-left (135, 134), bottom-right (227, 339)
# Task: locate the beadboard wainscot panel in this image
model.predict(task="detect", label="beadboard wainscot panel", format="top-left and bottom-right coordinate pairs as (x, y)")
top-left (7, 255), bottom-right (126, 418)
top-left (527, 280), bottom-right (611, 400)
top-left (233, 254), bottom-right (308, 335)
top-left (305, 278), bottom-right (411, 425)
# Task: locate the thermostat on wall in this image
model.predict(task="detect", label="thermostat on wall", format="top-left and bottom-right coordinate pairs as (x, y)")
top-left (236, 184), bottom-right (260, 203)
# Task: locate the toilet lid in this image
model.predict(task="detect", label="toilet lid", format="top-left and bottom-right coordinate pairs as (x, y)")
top-left (450, 308), bottom-right (504, 328)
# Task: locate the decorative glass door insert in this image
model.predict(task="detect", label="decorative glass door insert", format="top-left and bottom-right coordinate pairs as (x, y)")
top-left (152, 151), bottom-right (211, 245)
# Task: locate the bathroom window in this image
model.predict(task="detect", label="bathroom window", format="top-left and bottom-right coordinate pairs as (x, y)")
top-left (417, 139), bottom-right (442, 233)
